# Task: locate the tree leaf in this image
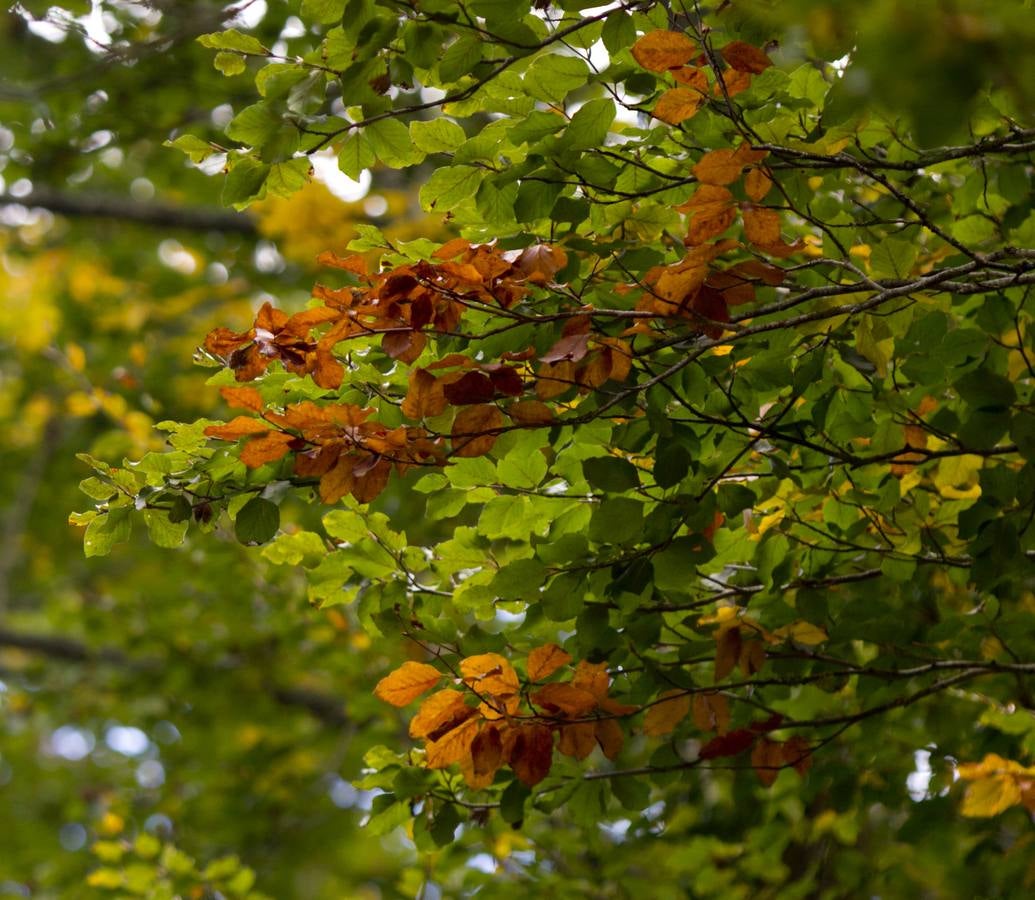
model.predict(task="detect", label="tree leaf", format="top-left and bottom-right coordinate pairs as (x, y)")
top-left (374, 661), bottom-right (444, 707)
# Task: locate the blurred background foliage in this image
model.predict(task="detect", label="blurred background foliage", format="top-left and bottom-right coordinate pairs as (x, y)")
top-left (0, 2), bottom-right (1033, 899)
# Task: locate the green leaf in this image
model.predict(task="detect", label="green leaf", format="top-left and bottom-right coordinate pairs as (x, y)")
top-left (222, 157), bottom-right (270, 207)
top-left (419, 165), bottom-right (485, 211)
top-left (164, 135), bottom-right (217, 163)
top-left (301, 0), bottom-right (346, 23)
top-left (265, 158), bottom-right (311, 198)
top-left (198, 29), bottom-right (267, 55)
top-left (366, 118), bottom-right (426, 168)
top-left (583, 456), bottom-right (640, 492)
top-left (523, 54), bottom-right (590, 103)
top-left (588, 497), bottom-right (643, 545)
top-left (409, 119), bottom-right (467, 154)
top-left (562, 98), bottom-right (615, 151)
top-left (143, 510), bottom-right (189, 549)
top-left (338, 131), bottom-right (375, 179)
top-left (234, 497), bottom-right (280, 544)
top-left (213, 51), bottom-right (247, 76)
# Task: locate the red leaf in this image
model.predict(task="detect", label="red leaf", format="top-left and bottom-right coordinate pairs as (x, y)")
top-left (699, 728), bottom-right (756, 760)
top-left (443, 371), bottom-right (496, 405)
top-left (509, 724), bottom-right (554, 786)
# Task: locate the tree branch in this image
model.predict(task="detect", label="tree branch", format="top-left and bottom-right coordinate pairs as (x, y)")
top-left (0, 188), bottom-right (256, 234)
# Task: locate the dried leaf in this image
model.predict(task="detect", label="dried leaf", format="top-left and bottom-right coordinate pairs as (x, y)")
top-left (401, 368), bottom-right (448, 419)
top-left (451, 404), bottom-right (503, 457)
top-left (782, 736), bottom-right (813, 776)
top-left (409, 689), bottom-right (476, 740)
top-left (595, 718), bottom-right (624, 760)
top-left (443, 371), bottom-right (496, 405)
top-left (527, 643), bottom-right (572, 681)
top-left (721, 40), bottom-right (773, 74)
top-left (509, 724), bottom-right (554, 786)
top-left (751, 737), bottom-right (784, 786)
top-left (692, 692), bottom-right (731, 734)
top-left (239, 431), bottom-right (295, 468)
top-left (531, 683), bottom-right (598, 718)
top-left (204, 416), bottom-right (271, 441)
top-left (699, 728), bottom-right (755, 760)
top-left (643, 689), bottom-right (691, 736)
top-left (738, 639), bottom-right (766, 676)
top-left (460, 652), bottom-right (520, 697)
top-left (714, 627), bottom-right (742, 682)
top-left (426, 716), bottom-right (479, 769)
top-left (744, 167), bottom-right (773, 202)
top-left (743, 206), bottom-right (782, 247)
top-left (571, 661), bottom-right (609, 701)
top-left (653, 88), bottom-right (702, 125)
top-left (220, 386), bottom-right (265, 413)
top-left (462, 723), bottom-right (504, 787)
top-left (506, 399), bottom-right (555, 425)
top-left (374, 661), bottom-right (443, 707)
top-left (557, 722), bottom-right (597, 761)
top-left (631, 30), bottom-right (697, 72)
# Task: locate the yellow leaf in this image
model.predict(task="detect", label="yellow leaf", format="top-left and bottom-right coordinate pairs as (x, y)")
top-left (373, 661), bottom-right (443, 707)
top-left (773, 621), bottom-right (828, 646)
top-left (961, 774), bottom-right (1022, 817)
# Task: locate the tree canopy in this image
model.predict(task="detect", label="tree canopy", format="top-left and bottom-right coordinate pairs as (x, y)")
top-left (3, 1), bottom-right (1035, 897)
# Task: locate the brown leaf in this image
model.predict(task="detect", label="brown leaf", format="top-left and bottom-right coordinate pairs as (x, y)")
top-left (782, 735), bottom-right (813, 776)
top-left (426, 716), bottom-right (479, 769)
top-left (401, 368), bottom-right (448, 420)
top-left (540, 333), bottom-right (591, 364)
top-left (432, 237), bottom-right (472, 260)
top-left (751, 737), bottom-right (784, 786)
top-left (694, 145), bottom-right (767, 186)
top-left (595, 718), bottom-right (624, 760)
top-left (743, 206), bottom-right (782, 247)
top-left (318, 457), bottom-right (355, 504)
top-left (374, 661), bottom-right (443, 707)
top-left (451, 404), bottom-right (503, 457)
top-left (653, 87), bottom-right (702, 125)
top-left (557, 722), bottom-right (597, 761)
top-left (744, 167), bottom-right (773, 202)
top-left (460, 652), bottom-right (520, 698)
top-left (631, 30), bottom-right (697, 72)
top-left (671, 66), bottom-right (709, 92)
top-left (535, 361), bottom-right (575, 400)
top-left (643, 689), bottom-right (691, 736)
top-left (527, 643), bottom-right (572, 681)
top-left (509, 724), bottom-right (554, 786)
top-left (692, 692), bottom-right (731, 734)
top-left (571, 661), bottom-right (609, 701)
top-left (204, 416), bottom-right (271, 441)
top-left (699, 728), bottom-right (755, 760)
top-left (531, 683), bottom-right (598, 718)
top-left (316, 250), bottom-right (369, 276)
top-left (239, 431), bottom-right (294, 469)
top-left (714, 627), bottom-right (742, 682)
top-left (506, 400), bottom-right (555, 425)
top-left (738, 639), bottom-right (766, 676)
top-left (461, 723), bottom-right (504, 788)
top-left (220, 386), bottom-right (264, 413)
top-left (443, 371), bottom-right (496, 405)
top-left (721, 40), bottom-right (773, 74)
top-left (409, 689), bottom-right (476, 740)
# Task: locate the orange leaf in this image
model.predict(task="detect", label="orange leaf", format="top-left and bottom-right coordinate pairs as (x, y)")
top-left (721, 40), bottom-right (773, 74)
top-left (462, 723), bottom-right (504, 788)
top-left (744, 167), bottom-right (773, 202)
top-left (738, 639), bottom-right (766, 676)
top-left (204, 416), bottom-right (271, 441)
top-left (743, 206), bottom-right (782, 247)
top-left (535, 360), bottom-right (575, 400)
top-left (401, 368), bottom-right (447, 420)
top-left (714, 627), bottom-right (742, 682)
top-left (239, 431), bottom-right (294, 468)
top-left (643, 689), bottom-right (691, 736)
top-left (693, 145), bottom-right (767, 186)
top-left (507, 400), bottom-right (555, 425)
top-left (451, 404), bottom-right (503, 457)
top-left (460, 652), bottom-right (520, 698)
top-left (571, 660), bottom-right (609, 701)
top-left (671, 66), bottom-right (709, 92)
top-left (531, 683), bottom-right (598, 718)
top-left (595, 718), bottom-right (624, 760)
top-left (432, 237), bottom-right (472, 260)
top-left (319, 457), bottom-right (355, 505)
top-left (751, 737), bottom-right (784, 786)
top-left (653, 87), bottom-right (702, 125)
top-left (557, 722), bottom-right (597, 760)
top-left (631, 30), bottom-right (696, 72)
top-left (527, 643), bottom-right (572, 681)
top-left (219, 386), bottom-right (264, 413)
top-left (426, 716), bottom-right (479, 769)
top-left (409, 689), bottom-right (477, 740)
top-left (317, 250), bottom-right (369, 275)
top-left (692, 692), bottom-right (731, 734)
top-left (373, 661), bottom-right (443, 707)
top-left (509, 723), bottom-right (554, 786)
